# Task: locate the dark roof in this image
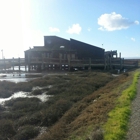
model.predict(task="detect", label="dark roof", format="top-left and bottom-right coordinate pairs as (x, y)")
top-left (70, 38), bottom-right (104, 50)
top-left (25, 46), bottom-right (48, 52)
top-left (44, 36), bottom-right (70, 42)
top-left (25, 36), bottom-right (104, 52)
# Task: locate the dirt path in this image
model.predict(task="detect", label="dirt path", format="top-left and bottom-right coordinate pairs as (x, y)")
top-left (126, 78), bottom-right (140, 140)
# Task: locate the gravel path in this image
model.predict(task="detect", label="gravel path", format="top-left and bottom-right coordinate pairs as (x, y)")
top-left (126, 78), bottom-right (140, 140)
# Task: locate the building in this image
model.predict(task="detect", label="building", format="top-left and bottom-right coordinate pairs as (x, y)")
top-left (24, 36), bottom-right (105, 71)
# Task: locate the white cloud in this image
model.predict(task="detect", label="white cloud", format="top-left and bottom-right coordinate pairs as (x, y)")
top-left (135, 20), bottom-right (139, 25)
top-left (131, 37), bottom-right (136, 42)
top-left (49, 27), bottom-right (60, 32)
top-left (98, 12), bottom-right (139, 31)
top-left (66, 24), bottom-right (82, 34)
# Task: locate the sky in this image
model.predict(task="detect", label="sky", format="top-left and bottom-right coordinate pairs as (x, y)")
top-left (0, 0), bottom-right (140, 59)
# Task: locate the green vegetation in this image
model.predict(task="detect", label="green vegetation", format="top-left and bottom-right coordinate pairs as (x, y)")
top-left (0, 70), bottom-right (138, 140)
top-left (103, 71), bottom-right (140, 140)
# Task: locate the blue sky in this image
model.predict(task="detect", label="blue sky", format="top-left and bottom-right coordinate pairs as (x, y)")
top-left (0, 0), bottom-right (140, 58)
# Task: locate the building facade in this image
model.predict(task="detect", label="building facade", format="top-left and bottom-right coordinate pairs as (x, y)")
top-left (24, 36), bottom-right (104, 71)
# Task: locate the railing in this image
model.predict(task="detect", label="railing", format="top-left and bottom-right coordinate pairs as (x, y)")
top-left (0, 57), bottom-right (139, 70)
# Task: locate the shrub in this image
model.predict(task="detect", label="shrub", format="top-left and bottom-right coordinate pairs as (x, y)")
top-left (5, 97), bottom-right (41, 112)
top-left (17, 112), bottom-right (42, 126)
top-left (15, 82), bottom-right (33, 92)
top-left (47, 86), bottom-right (65, 95)
top-left (41, 99), bottom-right (72, 126)
top-left (0, 119), bottom-right (16, 138)
top-left (90, 127), bottom-right (103, 140)
top-left (13, 125), bottom-right (40, 140)
top-left (38, 122), bottom-right (66, 140)
top-left (0, 89), bottom-right (13, 98)
top-left (31, 89), bottom-right (42, 95)
top-left (0, 105), bottom-right (5, 111)
top-left (12, 98), bottom-right (41, 112)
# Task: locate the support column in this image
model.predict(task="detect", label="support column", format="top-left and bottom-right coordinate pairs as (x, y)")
top-left (110, 57), bottom-right (112, 69)
top-left (119, 52), bottom-right (121, 58)
top-left (68, 58), bottom-right (71, 71)
top-left (28, 65), bottom-right (30, 72)
top-left (12, 57), bottom-right (14, 71)
top-left (88, 58), bottom-right (91, 70)
top-left (18, 57), bottom-right (20, 72)
top-left (25, 65), bottom-right (27, 72)
top-left (59, 55), bottom-right (62, 70)
top-left (104, 57), bottom-right (107, 70)
top-left (120, 58), bottom-right (122, 70)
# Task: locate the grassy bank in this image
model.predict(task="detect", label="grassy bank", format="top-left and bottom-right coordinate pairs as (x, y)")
top-left (103, 70), bottom-right (140, 140)
top-left (36, 72), bottom-right (134, 140)
top-left (0, 70), bottom-right (137, 140)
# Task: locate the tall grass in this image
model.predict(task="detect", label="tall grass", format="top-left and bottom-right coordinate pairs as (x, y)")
top-left (103, 71), bottom-right (140, 140)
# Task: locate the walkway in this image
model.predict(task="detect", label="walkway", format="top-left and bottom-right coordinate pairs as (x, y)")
top-left (126, 78), bottom-right (140, 140)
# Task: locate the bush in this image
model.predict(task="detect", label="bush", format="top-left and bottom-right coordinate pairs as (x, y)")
top-left (0, 105), bottom-right (5, 111)
top-left (13, 125), bottom-right (40, 140)
top-left (47, 85), bottom-right (66, 95)
top-left (90, 127), bottom-right (103, 140)
top-left (0, 89), bottom-right (13, 98)
top-left (17, 112), bottom-right (42, 126)
top-left (41, 99), bottom-right (72, 126)
top-left (15, 82), bottom-right (33, 92)
top-left (5, 97), bottom-right (41, 112)
top-left (0, 119), bottom-right (16, 138)
top-left (31, 89), bottom-right (42, 95)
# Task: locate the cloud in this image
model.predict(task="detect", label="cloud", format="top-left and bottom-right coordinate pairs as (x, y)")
top-left (66, 24), bottom-right (82, 34)
top-left (135, 21), bottom-right (139, 25)
top-left (131, 37), bottom-right (136, 42)
top-left (98, 12), bottom-right (139, 31)
top-left (49, 27), bottom-right (60, 32)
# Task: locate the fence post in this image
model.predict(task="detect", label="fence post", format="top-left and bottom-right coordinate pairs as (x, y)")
top-left (4, 58), bottom-right (6, 72)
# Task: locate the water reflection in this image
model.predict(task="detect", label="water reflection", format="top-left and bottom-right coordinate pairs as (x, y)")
top-left (0, 73), bottom-right (40, 83)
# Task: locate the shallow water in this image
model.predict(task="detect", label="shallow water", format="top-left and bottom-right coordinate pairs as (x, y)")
top-left (0, 91), bottom-right (51, 105)
top-left (0, 73), bottom-right (40, 83)
top-left (0, 85), bottom-right (53, 105)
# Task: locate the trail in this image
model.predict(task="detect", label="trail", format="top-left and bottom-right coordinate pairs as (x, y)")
top-left (126, 78), bottom-right (140, 140)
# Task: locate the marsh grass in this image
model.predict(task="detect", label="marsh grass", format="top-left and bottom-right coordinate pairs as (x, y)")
top-left (103, 71), bottom-right (140, 140)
